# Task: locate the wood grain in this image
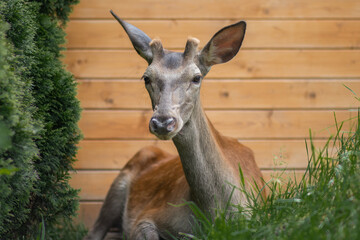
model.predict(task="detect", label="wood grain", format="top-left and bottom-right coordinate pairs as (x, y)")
top-left (78, 110), bottom-right (354, 139)
top-left (70, 170), bottom-right (305, 200)
top-left (75, 139), bottom-right (333, 170)
top-left (66, 20), bottom-right (360, 49)
top-left (64, 50), bottom-right (360, 79)
top-left (77, 80), bottom-right (360, 109)
top-left (69, 0), bottom-right (360, 19)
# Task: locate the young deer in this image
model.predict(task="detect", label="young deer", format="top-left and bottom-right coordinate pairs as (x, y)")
top-left (84, 10), bottom-right (265, 240)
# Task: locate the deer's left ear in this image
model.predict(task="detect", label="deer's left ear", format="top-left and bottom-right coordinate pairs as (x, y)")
top-left (199, 21), bottom-right (246, 67)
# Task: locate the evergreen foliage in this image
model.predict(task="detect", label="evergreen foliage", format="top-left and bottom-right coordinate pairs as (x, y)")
top-left (0, 0), bottom-right (80, 238)
top-left (0, 14), bottom-right (39, 237)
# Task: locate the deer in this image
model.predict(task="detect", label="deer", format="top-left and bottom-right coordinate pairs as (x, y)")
top-left (84, 10), bottom-right (265, 240)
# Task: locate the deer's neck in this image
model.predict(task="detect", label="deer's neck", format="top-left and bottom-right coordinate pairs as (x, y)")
top-left (173, 100), bottom-right (239, 214)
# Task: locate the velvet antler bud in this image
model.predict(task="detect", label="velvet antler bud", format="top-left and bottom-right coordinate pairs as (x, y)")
top-left (183, 37), bottom-right (200, 62)
top-left (149, 39), bottom-right (164, 61)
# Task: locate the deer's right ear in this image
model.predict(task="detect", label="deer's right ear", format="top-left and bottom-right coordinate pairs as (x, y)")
top-left (110, 10), bottom-right (153, 64)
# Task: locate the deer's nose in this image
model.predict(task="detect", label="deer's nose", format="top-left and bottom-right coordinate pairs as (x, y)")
top-left (150, 116), bottom-right (176, 135)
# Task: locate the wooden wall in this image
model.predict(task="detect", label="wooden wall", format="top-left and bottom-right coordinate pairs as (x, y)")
top-left (63, 0), bottom-right (360, 228)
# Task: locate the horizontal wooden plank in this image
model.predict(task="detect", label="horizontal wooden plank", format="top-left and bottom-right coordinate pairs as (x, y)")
top-left (64, 50), bottom-right (360, 79)
top-left (66, 20), bottom-right (360, 49)
top-left (70, 170), bottom-right (305, 200)
top-left (77, 80), bottom-right (360, 109)
top-left (70, 0), bottom-right (360, 19)
top-left (70, 171), bottom-right (118, 201)
top-left (76, 140), bottom-right (176, 169)
top-left (77, 201), bottom-right (102, 229)
top-left (75, 139), bottom-right (332, 170)
top-left (78, 110), bottom-right (354, 139)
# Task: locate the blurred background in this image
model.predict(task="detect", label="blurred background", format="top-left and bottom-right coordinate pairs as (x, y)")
top-left (63, 0), bottom-right (360, 228)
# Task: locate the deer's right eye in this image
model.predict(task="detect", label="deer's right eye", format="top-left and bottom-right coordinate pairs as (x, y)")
top-left (143, 76), bottom-right (151, 84)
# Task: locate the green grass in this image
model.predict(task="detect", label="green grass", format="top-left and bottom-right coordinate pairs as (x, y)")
top-left (185, 112), bottom-right (360, 239)
top-left (35, 219), bottom-right (87, 240)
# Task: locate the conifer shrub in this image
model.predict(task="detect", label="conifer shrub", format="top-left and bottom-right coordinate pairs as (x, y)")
top-left (0, 0), bottom-right (81, 238)
top-left (0, 14), bottom-right (39, 237)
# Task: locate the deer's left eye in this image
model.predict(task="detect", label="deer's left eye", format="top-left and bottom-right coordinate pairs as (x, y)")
top-left (192, 75), bottom-right (202, 84)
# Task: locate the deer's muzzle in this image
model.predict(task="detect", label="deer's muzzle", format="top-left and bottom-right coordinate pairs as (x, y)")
top-left (149, 116), bottom-right (177, 139)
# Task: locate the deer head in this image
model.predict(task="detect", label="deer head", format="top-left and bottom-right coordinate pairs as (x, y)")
top-left (111, 10), bottom-right (246, 140)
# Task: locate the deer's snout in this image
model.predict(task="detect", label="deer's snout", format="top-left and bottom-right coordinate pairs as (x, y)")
top-left (149, 116), bottom-right (177, 137)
